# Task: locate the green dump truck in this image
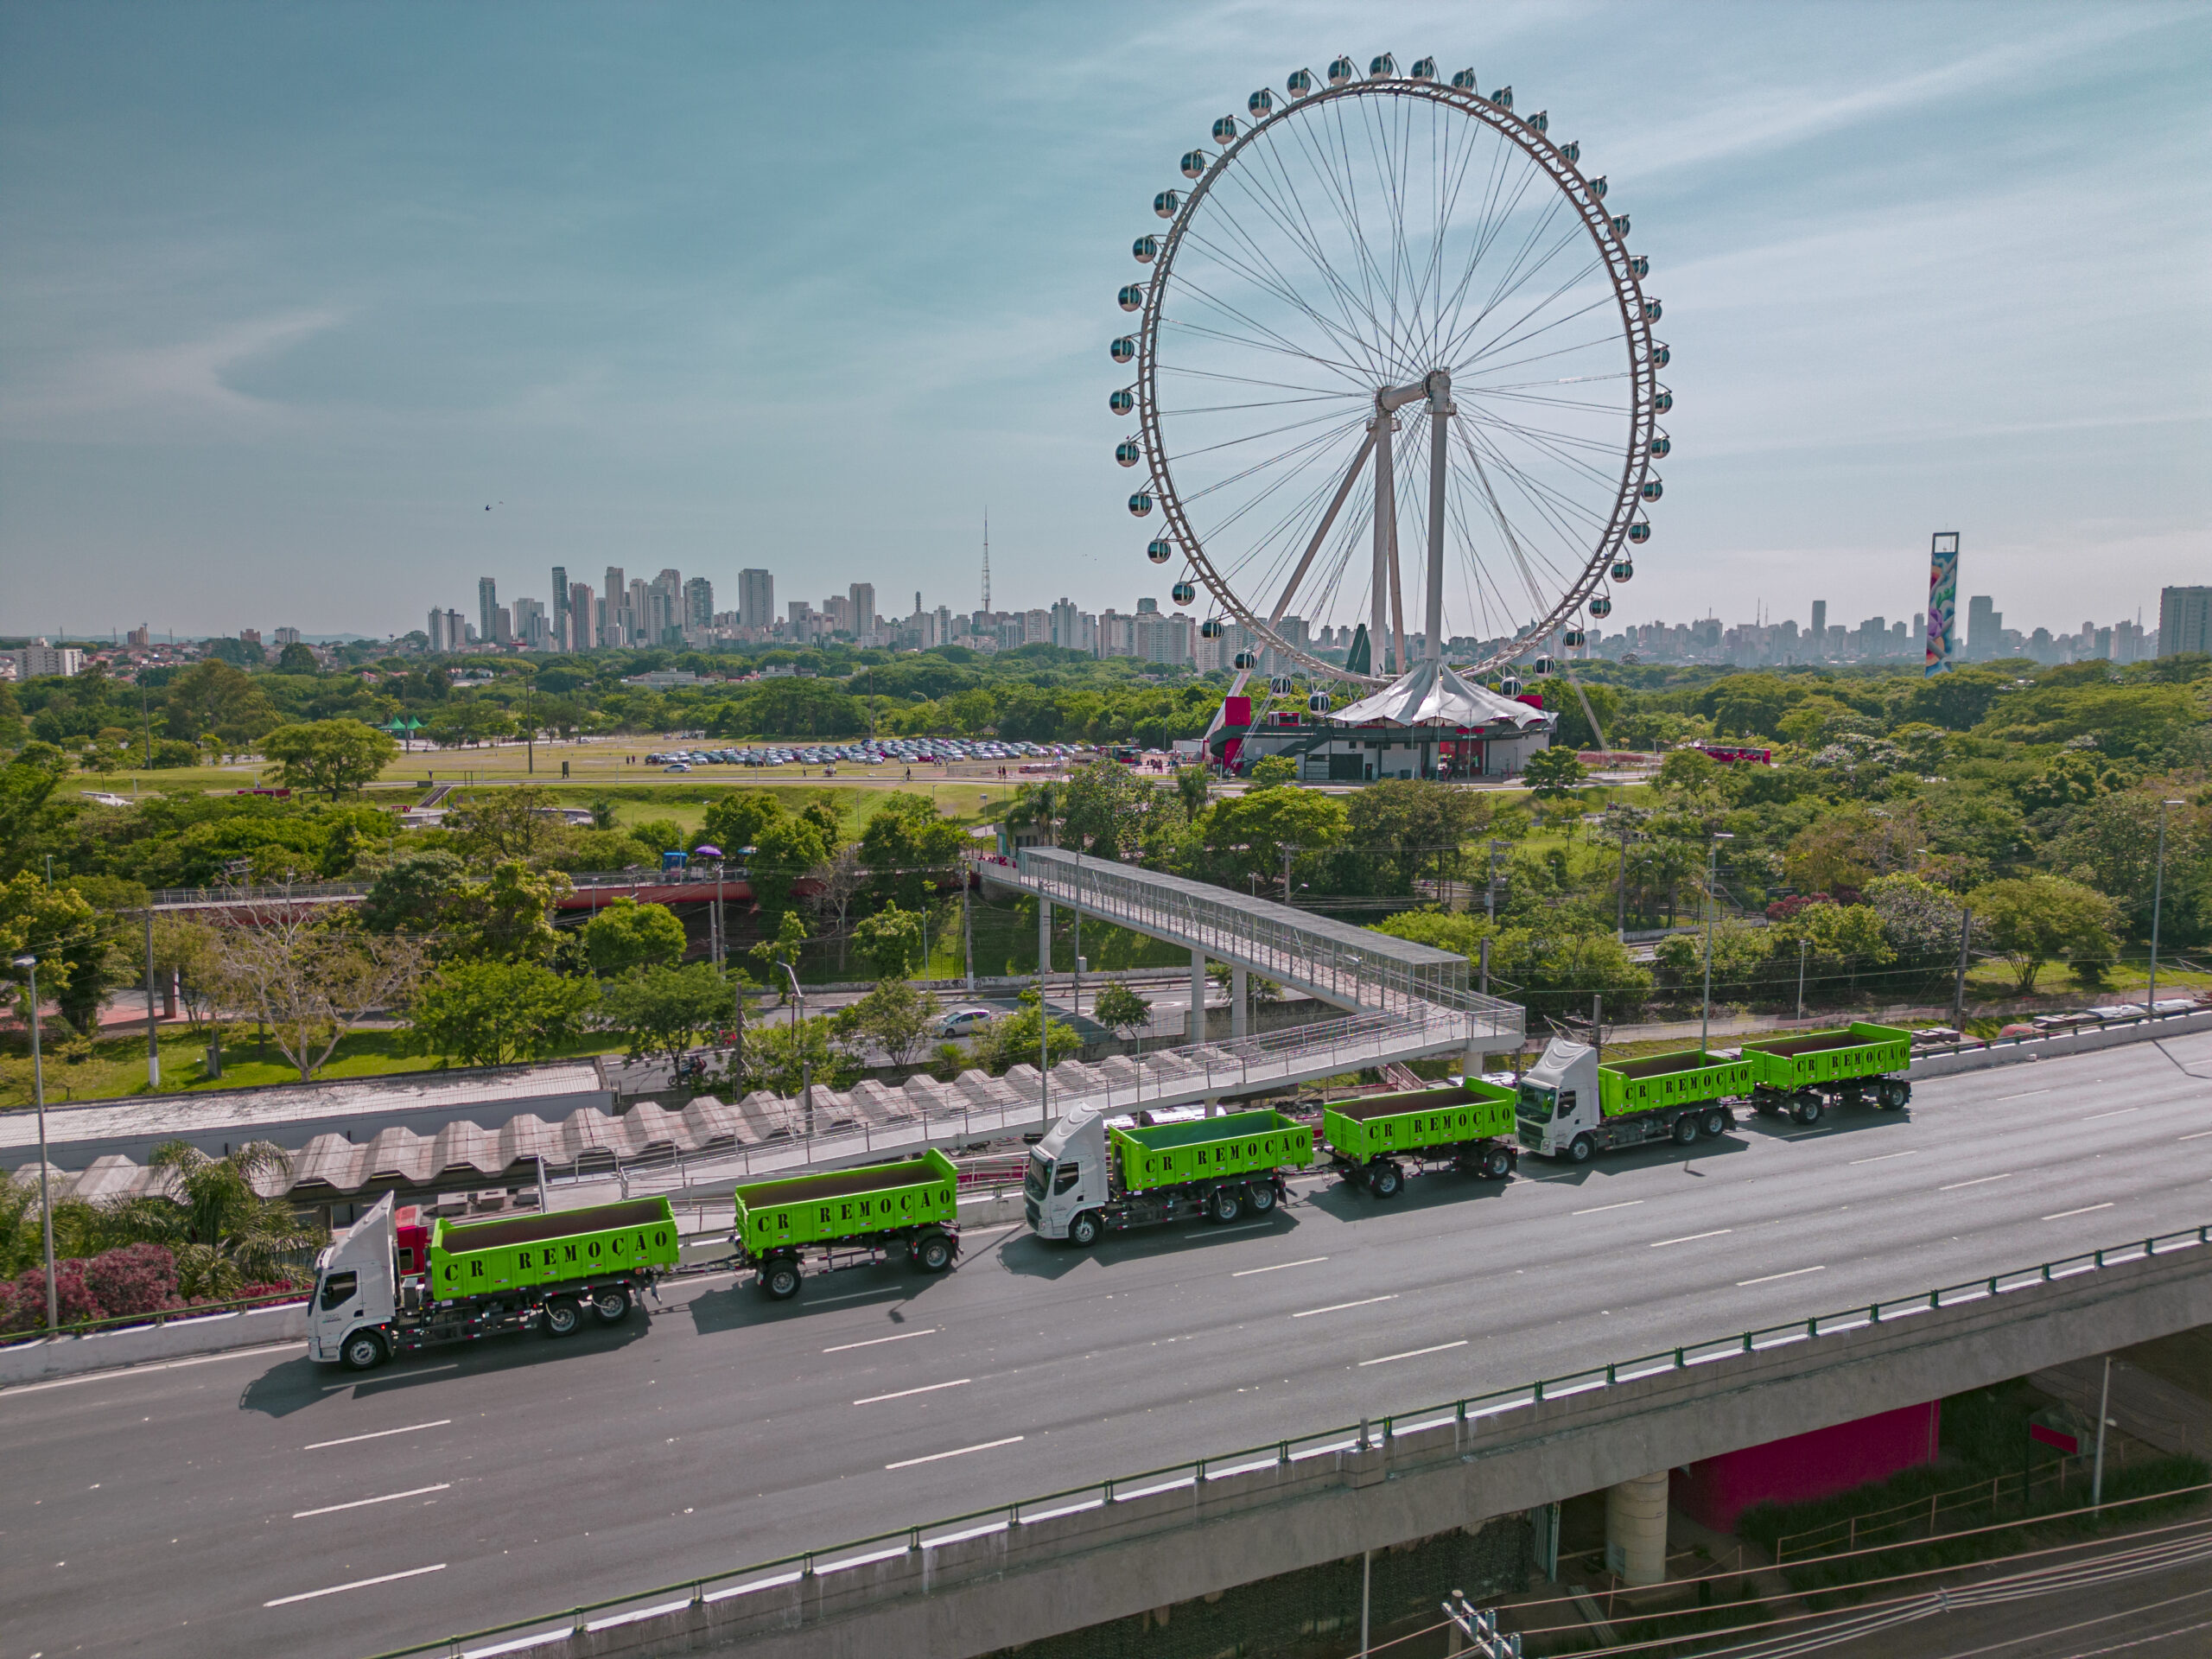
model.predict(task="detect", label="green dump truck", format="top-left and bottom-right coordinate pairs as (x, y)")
top-left (1741, 1022), bottom-right (1913, 1119)
top-left (1516, 1039), bottom-right (1751, 1162)
top-left (731, 1147), bottom-right (961, 1300)
top-left (308, 1192), bottom-right (680, 1371)
top-left (1321, 1081), bottom-right (1519, 1197)
top-left (1026, 1105), bottom-right (1315, 1243)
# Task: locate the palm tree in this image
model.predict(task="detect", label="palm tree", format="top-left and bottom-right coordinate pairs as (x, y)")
top-left (1174, 766), bottom-right (1210, 824)
top-left (104, 1141), bottom-right (320, 1298)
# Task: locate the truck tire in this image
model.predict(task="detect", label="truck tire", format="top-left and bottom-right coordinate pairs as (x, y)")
top-left (1246, 1181), bottom-right (1277, 1214)
top-left (1211, 1186), bottom-right (1244, 1224)
top-left (1482, 1146), bottom-right (1514, 1180)
top-left (1673, 1114), bottom-right (1700, 1146)
top-left (592, 1287), bottom-right (632, 1324)
top-left (1067, 1211), bottom-right (1102, 1248)
top-left (1567, 1134), bottom-right (1593, 1165)
top-left (541, 1297), bottom-right (582, 1338)
top-left (760, 1260), bottom-right (803, 1300)
top-left (338, 1329), bottom-right (387, 1372)
top-left (1368, 1160), bottom-right (1403, 1199)
top-left (912, 1230), bottom-right (955, 1274)
top-left (1701, 1108), bottom-right (1728, 1139)
top-left (1792, 1096), bottom-right (1823, 1126)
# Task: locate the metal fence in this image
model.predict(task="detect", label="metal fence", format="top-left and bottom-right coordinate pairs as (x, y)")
top-left (358, 1222), bottom-right (2211, 1659)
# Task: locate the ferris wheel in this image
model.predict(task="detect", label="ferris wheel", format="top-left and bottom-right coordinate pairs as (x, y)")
top-left (1110, 54), bottom-right (1668, 690)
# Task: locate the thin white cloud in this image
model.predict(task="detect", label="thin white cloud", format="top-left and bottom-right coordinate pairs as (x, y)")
top-left (0, 308), bottom-right (345, 429)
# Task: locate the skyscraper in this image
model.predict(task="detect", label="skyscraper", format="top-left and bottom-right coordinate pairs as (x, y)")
top-left (738, 569), bottom-right (773, 632)
top-left (1809, 600), bottom-right (1827, 643)
top-left (567, 582), bottom-right (594, 652)
top-left (849, 582), bottom-right (876, 639)
top-left (683, 576), bottom-right (714, 633)
top-left (1966, 594), bottom-right (2001, 660)
top-left (477, 576), bottom-right (499, 643)
top-left (550, 566), bottom-right (569, 651)
top-left (2158, 587), bottom-right (2210, 658)
top-left (603, 567), bottom-right (625, 645)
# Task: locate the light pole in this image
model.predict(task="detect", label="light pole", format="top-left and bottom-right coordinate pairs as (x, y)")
top-left (779, 962), bottom-right (810, 1141)
top-left (1700, 833), bottom-right (1733, 1058)
top-left (2146, 799), bottom-right (2184, 1018)
top-left (13, 954), bottom-right (57, 1332)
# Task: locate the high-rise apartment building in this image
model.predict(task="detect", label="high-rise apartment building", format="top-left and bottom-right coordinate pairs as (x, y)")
top-left (14, 642), bottom-right (85, 678)
top-left (849, 583), bottom-right (876, 639)
top-left (567, 582), bottom-right (594, 652)
top-left (738, 569), bottom-right (773, 632)
top-left (272, 626), bottom-right (302, 647)
top-left (478, 576), bottom-right (499, 643)
top-left (550, 567), bottom-right (569, 651)
top-left (512, 597), bottom-right (546, 650)
top-left (2159, 587), bottom-right (2210, 658)
top-left (1808, 601), bottom-right (1827, 648)
top-left (683, 577), bottom-right (714, 633)
top-left (1966, 594), bottom-right (2001, 660)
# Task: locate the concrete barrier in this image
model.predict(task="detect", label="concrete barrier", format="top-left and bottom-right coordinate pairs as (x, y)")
top-left (1911, 1007), bottom-right (2212, 1079)
top-left (0, 1301), bottom-right (307, 1388)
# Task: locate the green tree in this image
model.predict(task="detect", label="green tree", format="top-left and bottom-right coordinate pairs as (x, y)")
top-left (834, 978), bottom-right (941, 1067)
top-left (1244, 754), bottom-right (1300, 788)
top-left (973, 988), bottom-right (1082, 1075)
top-left (275, 641), bottom-right (320, 674)
top-left (596, 962), bottom-right (736, 1064)
top-left (454, 861), bottom-right (568, 962)
top-left (407, 958), bottom-right (599, 1066)
top-left (740, 1012), bottom-right (864, 1096)
top-left (700, 789), bottom-right (785, 854)
top-left (858, 792), bottom-right (968, 906)
top-left (1091, 981), bottom-right (1154, 1039)
top-left (0, 748), bottom-right (73, 878)
top-left (162, 661), bottom-right (279, 753)
top-left (1966, 874), bottom-right (2120, 994)
top-left (1196, 786), bottom-right (1350, 891)
top-left (204, 907), bottom-right (426, 1080)
top-left (111, 1141), bottom-right (321, 1299)
top-left (448, 785), bottom-right (564, 868)
top-left (1522, 747), bottom-right (1588, 798)
top-left (749, 815), bottom-right (832, 914)
top-left (851, 901), bottom-right (925, 979)
top-left (262, 719), bottom-right (399, 798)
top-left (361, 850), bottom-right (472, 934)
top-left (747, 909), bottom-right (810, 991)
top-left (1058, 759), bottom-right (1152, 859)
top-left (580, 897), bottom-right (688, 976)
top-left (0, 874), bottom-right (105, 1034)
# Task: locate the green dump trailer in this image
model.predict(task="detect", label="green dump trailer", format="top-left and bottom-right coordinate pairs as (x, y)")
top-left (1321, 1081), bottom-right (1519, 1197)
top-left (731, 1147), bottom-right (961, 1300)
top-left (1026, 1106), bottom-right (1315, 1243)
top-left (308, 1192), bottom-right (680, 1371)
top-left (1516, 1039), bottom-right (1749, 1161)
top-left (1741, 1022), bottom-right (1913, 1120)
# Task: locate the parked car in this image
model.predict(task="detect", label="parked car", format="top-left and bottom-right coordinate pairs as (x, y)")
top-left (938, 1008), bottom-right (995, 1037)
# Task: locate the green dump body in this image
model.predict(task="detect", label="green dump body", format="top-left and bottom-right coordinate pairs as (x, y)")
top-left (734, 1148), bottom-right (958, 1253)
top-left (427, 1197), bottom-right (679, 1298)
top-left (1322, 1082), bottom-right (1517, 1162)
top-left (1740, 1022), bottom-right (1910, 1090)
top-left (1598, 1049), bottom-right (1756, 1116)
top-left (1110, 1109), bottom-right (1315, 1194)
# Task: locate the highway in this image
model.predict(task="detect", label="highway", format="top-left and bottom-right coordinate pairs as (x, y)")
top-left (3, 1031), bottom-right (2207, 1659)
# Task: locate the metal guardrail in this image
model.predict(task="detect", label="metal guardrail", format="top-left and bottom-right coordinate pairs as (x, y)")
top-left (0, 1285), bottom-right (307, 1350)
top-left (358, 1223), bottom-right (2212, 1659)
top-left (148, 880), bottom-right (372, 907)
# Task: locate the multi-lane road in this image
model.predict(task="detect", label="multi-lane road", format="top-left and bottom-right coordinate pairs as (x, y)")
top-left (4, 1031), bottom-right (2208, 1659)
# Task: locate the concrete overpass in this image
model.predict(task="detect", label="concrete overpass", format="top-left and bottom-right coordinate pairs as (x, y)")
top-left (1, 1029), bottom-right (2204, 1659)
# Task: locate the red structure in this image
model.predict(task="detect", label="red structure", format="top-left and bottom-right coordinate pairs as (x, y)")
top-left (1671, 1401), bottom-right (1941, 1530)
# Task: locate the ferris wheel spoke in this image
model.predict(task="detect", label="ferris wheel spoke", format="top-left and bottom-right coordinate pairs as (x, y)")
top-left (1407, 105), bottom-right (1501, 373)
top-left (1456, 425), bottom-right (1608, 591)
top-left (1437, 220), bottom-right (1599, 373)
top-left (1455, 290), bottom-right (1619, 386)
top-left (1230, 132), bottom-right (1401, 376)
top-left (1174, 213), bottom-right (1395, 383)
top-left (1161, 252), bottom-right (1378, 377)
top-left (1173, 412), bottom-right (1371, 511)
top-left (1459, 331), bottom-right (1631, 385)
top-left (1161, 403), bottom-right (1375, 467)
top-left (1159, 314), bottom-right (1375, 381)
top-left (1428, 161), bottom-right (1550, 368)
top-left (1460, 423), bottom-right (1613, 542)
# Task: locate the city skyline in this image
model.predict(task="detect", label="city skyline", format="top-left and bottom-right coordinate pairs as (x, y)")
top-left (3, 3), bottom-right (2206, 637)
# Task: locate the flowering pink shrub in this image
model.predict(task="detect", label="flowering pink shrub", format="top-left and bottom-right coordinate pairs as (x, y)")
top-left (0, 1262), bottom-right (104, 1334)
top-left (82, 1243), bottom-right (181, 1319)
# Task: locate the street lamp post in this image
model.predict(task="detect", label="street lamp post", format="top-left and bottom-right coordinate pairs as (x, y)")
top-left (779, 962), bottom-right (810, 1141)
top-left (2146, 799), bottom-right (2184, 1018)
top-left (13, 954), bottom-right (57, 1332)
top-left (1700, 834), bottom-right (1733, 1058)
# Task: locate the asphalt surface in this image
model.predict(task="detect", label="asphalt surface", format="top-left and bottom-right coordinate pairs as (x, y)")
top-left (4, 1031), bottom-right (2208, 1659)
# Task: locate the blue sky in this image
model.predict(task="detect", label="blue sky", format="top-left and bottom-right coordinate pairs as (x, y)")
top-left (2, 0), bottom-right (2206, 642)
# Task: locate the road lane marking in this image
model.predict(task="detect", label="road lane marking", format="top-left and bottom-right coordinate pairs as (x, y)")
top-left (2080, 1108), bottom-right (2139, 1122)
top-left (303, 1420), bottom-right (450, 1451)
top-left (807, 1288), bottom-right (907, 1306)
top-left (1651, 1230), bottom-right (1732, 1248)
top-left (1292, 1295), bottom-right (1397, 1319)
top-left (886, 1435), bottom-right (1022, 1470)
top-left (2000, 1089), bottom-right (2052, 1101)
top-left (1939, 1174), bottom-right (2014, 1191)
top-left (2043, 1204), bottom-right (2116, 1222)
top-left (823, 1329), bottom-right (936, 1353)
top-left (264, 1563), bottom-right (445, 1606)
top-left (321, 1364), bottom-right (457, 1391)
top-left (1784, 1128), bottom-right (1838, 1140)
top-left (854, 1379), bottom-right (971, 1406)
top-left (1573, 1200), bottom-right (1643, 1216)
top-left (2181, 1130), bottom-right (2212, 1142)
top-left (1850, 1150), bottom-right (1920, 1165)
top-left (1233, 1256), bottom-right (1328, 1276)
top-left (1182, 1222), bottom-right (1280, 1238)
top-left (1738, 1266), bottom-right (1826, 1287)
top-left (0, 1343), bottom-right (299, 1396)
top-left (292, 1484), bottom-right (450, 1518)
top-left (1359, 1340), bottom-right (1468, 1367)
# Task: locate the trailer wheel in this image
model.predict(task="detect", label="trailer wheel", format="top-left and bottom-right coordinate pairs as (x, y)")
top-left (541, 1297), bottom-right (582, 1338)
top-left (592, 1287), bottom-right (632, 1324)
top-left (912, 1230), bottom-right (956, 1274)
top-left (1792, 1096), bottom-right (1823, 1126)
top-left (1368, 1160), bottom-right (1403, 1199)
top-left (1567, 1135), bottom-right (1594, 1165)
top-left (1211, 1186), bottom-right (1244, 1223)
top-left (1673, 1114), bottom-right (1700, 1146)
top-left (1066, 1211), bottom-right (1102, 1248)
top-left (338, 1329), bottom-right (387, 1372)
top-left (1482, 1147), bottom-right (1514, 1180)
top-left (760, 1260), bottom-right (803, 1300)
top-left (1246, 1181), bottom-right (1277, 1214)
top-left (1701, 1108), bottom-right (1728, 1139)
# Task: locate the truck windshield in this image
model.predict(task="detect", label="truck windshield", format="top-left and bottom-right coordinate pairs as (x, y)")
top-left (1516, 1082), bottom-right (1556, 1123)
top-left (1024, 1150), bottom-right (1051, 1201)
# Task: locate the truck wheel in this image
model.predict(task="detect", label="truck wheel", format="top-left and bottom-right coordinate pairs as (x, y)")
top-left (1211, 1187), bottom-right (1244, 1224)
top-left (1793, 1096), bottom-right (1823, 1126)
top-left (1483, 1147), bottom-right (1514, 1180)
top-left (541, 1297), bottom-right (582, 1338)
top-left (1246, 1181), bottom-right (1277, 1213)
top-left (1369, 1160), bottom-right (1402, 1199)
top-left (1067, 1211), bottom-right (1102, 1248)
top-left (1673, 1114), bottom-right (1700, 1145)
top-left (760, 1261), bottom-right (803, 1300)
top-left (592, 1287), bottom-right (632, 1324)
top-left (912, 1230), bottom-right (955, 1274)
top-left (339, 1329), bottom-right (387, 1372)
top-left (1702, 1108), bottom-right (1728, 1139)
top-left (1567, 1135), bottom-right (1594, 1165)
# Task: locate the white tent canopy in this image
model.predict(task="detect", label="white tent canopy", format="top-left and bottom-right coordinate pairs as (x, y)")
top-left (1328, 658), bottom-right (1551, 732)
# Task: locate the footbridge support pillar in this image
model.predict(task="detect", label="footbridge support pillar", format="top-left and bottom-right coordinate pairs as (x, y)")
top-left (1189, 947), bottom-right (1206, 1049)
top-left (1039, 898), bottom-right (1052, 976)
top-left (1231, 964), bottom-right (1249, 1039)
top-left (1605, 1469), bottom-right (1669, 1586)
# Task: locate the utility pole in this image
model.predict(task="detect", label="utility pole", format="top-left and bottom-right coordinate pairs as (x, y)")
top-left (1952, 906), bottom-right (1974, 1029)
top-left (2147, 799), bottom-right (2183, 1017)
top-left (1796, 938), bottom-right (1808, 1023)
top-left (1478, 936), bottom-right (1490, 997)
top-left (13, 954), bottom-right (57, 1332)
top-left (1484, 839), bottom-right (1508, 924)
top-left (1700, 832), bottom-right (1732, 1058)
top-left (1615, 814), bottom-right (1633, 942)
top-left (1591, 993), bottom-right (1602, 1068)
top-left (143, 911), bottom-right (160, 1090)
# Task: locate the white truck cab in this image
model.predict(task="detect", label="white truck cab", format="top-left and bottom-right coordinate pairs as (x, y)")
top-left (1516, 1040), bottom-right (1603, 1160)
top-left (1024, 1107), bottom-right (1109, 1242)
top-left (307, 1194), bottom-right (399, 1368)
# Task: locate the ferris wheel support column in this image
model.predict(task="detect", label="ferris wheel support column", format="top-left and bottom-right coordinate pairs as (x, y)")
top-left (1424, 371), bottom-right (1453, 663)
top-left (1369, 411), bottom-right (1393, 679)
